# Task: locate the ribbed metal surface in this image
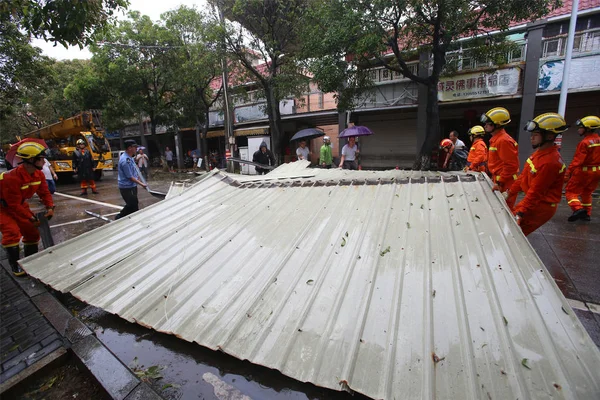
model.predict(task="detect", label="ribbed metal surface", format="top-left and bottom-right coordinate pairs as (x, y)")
top-left (21, 169), bottom-right (600, 399)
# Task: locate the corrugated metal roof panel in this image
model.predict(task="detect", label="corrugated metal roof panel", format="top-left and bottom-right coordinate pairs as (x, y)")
top-left (21, 171), bottom-right (600, 399)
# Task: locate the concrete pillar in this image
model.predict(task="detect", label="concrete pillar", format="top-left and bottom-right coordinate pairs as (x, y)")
top-left (518, 20), bottom-right (546, 166)
top-left (337, 109), bottom-right (347, 163)
top-left (416, 50), bottom-right (430, 154)
top-left (174, 126), bottom-right (184, 170)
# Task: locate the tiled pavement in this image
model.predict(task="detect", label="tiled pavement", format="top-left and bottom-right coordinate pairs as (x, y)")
top-left (0, 266), bottom-right (64, 384)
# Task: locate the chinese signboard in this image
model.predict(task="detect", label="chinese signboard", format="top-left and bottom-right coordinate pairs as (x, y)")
top-left (538, 55), bottom-right (600, 92)
top-left (437, 67), bottom-right (521, 102)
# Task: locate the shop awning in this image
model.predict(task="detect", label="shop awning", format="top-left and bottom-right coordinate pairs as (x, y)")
top-left (206, 130), bottom-right (224, 138)
top-left (234, 126), bottom-right (269, 137)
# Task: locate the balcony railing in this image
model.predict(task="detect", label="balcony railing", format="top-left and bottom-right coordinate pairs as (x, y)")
top-left (445, 43), bottom-right (526, 72)
top-left (542, 28), bottom-right (600, 59)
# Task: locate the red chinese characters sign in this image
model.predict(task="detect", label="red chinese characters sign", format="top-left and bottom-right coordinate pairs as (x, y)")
top-left (437, 67), bottom-right (521, 102)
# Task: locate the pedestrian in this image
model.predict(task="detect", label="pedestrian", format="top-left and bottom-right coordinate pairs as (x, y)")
top-left (0, 142), bottom-right (55, 276)
top-left (252, 141), bottom-right (276, 175)
top-left (338, 137), bottom-right (359, 170)
top-left (296, 139), bottom-right (310, 161)
top-left (481, 107), bottom-right (519, 192)
top-left (565, 115), bottom-right (600, 222)
top-left (465, 125), bottom-right (488, 172)
top-left (505, 113), bottom-right (568, 236)
top-left (135, 148), bottom-right (149, 181)
top-left (115, 140), bottom-right (147, 220)
top-left (42, 158), bottom-right (58, 194)
top-left (449, 130), bottom-right (466, 151)
top-left (72, 138), bottom-right (98, 195)
top-left (320, 136), bottom-right (333, 168)
top-left (165, 146), bottom-right (174, 172)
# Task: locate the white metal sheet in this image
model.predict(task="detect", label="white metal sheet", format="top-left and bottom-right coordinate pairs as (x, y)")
top-left (21, 170), bottom-right (600, 400)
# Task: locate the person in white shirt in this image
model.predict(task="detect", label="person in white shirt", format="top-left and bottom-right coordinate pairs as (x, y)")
top-left (135, 148), bottom-right (149, 180)
top-left (165, 147), bottom-right (174, 172)
top-left (296, 140), bottom-right (310, 161)
top-left (449, 130), bottom-right (466, 151)
top-left (338, 137), bottom-right (359, 170)
top-left (42, 159), bottom-right (58, 194)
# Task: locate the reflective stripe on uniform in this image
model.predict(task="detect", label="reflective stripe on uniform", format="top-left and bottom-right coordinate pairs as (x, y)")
top-left (20, 185), bottom-right (29, 190)
top-left (489, 147), bottom-right (498, 151)
top-left (513, 174), bottom-right (518, 180)
top-left (582, 166), bottom-right (599, 172)
top-left (582, 203), bottom-right (592, 206)
top-left (514, 142), bottom-right (518, 147)
top-left (568, 199), bottom-right (581, 204)
top-left (30, 181), bottom-right (41, 185)
top-left (1, 243), bottom-right (20, 248)
top-left (0, 172), bottom-right (4, 180)
top-left (588, 143), bottom-right (600, 148)
top-left (559, 164), bottom-right (566, 173)
top-left (527, 158), bottom-right (537, 173)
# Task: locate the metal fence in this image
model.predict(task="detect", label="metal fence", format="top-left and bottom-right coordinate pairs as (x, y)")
top-left (542, 28), bottom-right (600, 58)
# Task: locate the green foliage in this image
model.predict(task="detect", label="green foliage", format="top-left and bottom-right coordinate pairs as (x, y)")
top-left (0, 0), bottom-right (128, 48)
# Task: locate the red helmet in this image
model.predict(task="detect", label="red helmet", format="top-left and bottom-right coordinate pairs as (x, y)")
top-left (440, 138), bottom-right (453, 149)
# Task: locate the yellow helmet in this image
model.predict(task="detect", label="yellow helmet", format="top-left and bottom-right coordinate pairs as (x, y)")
top-left (480, 107), bottom-right (511, 126)
top-left (16, 142), bottom-right (47, 159)
top-left (575, 115), bottom-right (600, 130)
top-left (76, 139), bottom-right (86, 145)
top-left (524, 113), bottom-right (569, 134)
top-left (468, 125), bottom-right (485, 136)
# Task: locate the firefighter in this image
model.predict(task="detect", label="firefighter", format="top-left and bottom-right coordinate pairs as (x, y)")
top-left (440, 138), bottom-right (467, 171)
top-left (465, 125), bottom-right (488, 172)
top-left (72, 138), bottom-right (98, 195)
top-left (0, 142), bottom-right (55, 276)
top-left (565, 115), bottom-right (600, 222)
top-left (481, 107), bottom-right (519, 192)
top-left (505, 113), bottom-right (567, 236)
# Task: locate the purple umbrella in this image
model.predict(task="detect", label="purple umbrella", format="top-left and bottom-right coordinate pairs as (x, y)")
top-left (338, 125), bottom-right (374, 138)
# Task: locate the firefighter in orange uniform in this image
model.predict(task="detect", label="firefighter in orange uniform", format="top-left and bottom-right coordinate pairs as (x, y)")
top-left (564, 115), bottom-right (600, 222)
top-left (465, 125), bottom-right (487, 172)
top-left (481, 107), bottom-right (519, 192)
top-left (0, 142), bottom-right (55, 276)
top-left (506, 113), bottom-right (567, 236)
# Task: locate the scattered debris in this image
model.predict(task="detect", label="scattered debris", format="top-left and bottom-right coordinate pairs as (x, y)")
top-left (130, 357), bottom-right (164, 383)
top-left (503, 316), bottom-right (508, 326)
top-left (345, 231), bottom-right (349, 237)
top-left (553, 383), bottom-right (562, 390)
top-left (475, 214), bottom-right (481, 219)
top-left (561, 306), bottom-right (569, 315)
top-left (521, 358), bottom-right (531, 370)
top-left (432, 290), bottom-right (436, 298)
top-left (406, 222), bottom-right (411, 229)
top-left (432, 353), bottom-right (445, 364)
top-left (501, 369), bottom-right (506, 375)
top-left (306, 279), bottom-right (314, 285)
top-left (420, 204), bottom-right (424, 209)
top-left (380, 246), bottom-right (391, 257)
top-left (446, 194), bottom-right (454, 198)
top-left (341, 237), bottom-right (347, 247)
top-left (428, 196), bottom-right (434, 201)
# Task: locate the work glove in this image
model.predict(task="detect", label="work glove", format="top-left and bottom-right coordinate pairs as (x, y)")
top-left (44, 207), bottom-right (54, 221)
top-left (29, 216), bottom-right (41, 228)
top-left (515, 212), bottom-right (523, 227)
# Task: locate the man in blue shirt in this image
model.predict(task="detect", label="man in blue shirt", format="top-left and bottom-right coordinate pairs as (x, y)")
top-left (116, 140), bottom-right (147, 220)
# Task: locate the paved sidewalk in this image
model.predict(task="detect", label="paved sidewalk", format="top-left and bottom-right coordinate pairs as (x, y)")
top-left (0, 266), bottom-right (64, 385)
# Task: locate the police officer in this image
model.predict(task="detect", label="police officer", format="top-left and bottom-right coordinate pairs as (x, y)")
top-left (115, 140), bottom-right (147, 220)
top-left (0, 142), bottom-right (55, 276)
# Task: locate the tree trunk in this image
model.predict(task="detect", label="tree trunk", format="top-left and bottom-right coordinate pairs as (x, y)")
top-left (414, 82), bottom-right (441, 170)
top-left (265, 86), bottom-right (283, 165)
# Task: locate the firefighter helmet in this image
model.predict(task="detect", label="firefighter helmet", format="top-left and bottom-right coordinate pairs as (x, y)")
top-left (575, 115), bottom-right (600, 130)
top-left (440, 138), bottom-right (453, 149)
top-left (480, 107), bottom-right (511, 126)
top-left (76, 139), bottom-right (85, 146)
top-left (16, 142), bottom-right (47, 160)
top-left (525, 113), bottom-right (569, 134)
top-left (468, 125), bottom-right (485, 136)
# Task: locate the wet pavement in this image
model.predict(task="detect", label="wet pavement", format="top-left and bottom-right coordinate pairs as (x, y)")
top-left (2, 169), bottom-right (599, 399)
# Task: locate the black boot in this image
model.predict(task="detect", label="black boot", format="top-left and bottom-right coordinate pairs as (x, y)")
top-left (24, 243), bottom-right (39, 258)
top-left (5, 246), bottom-right (25, 276)
top-left (568, 209), bottom-right (588, 222)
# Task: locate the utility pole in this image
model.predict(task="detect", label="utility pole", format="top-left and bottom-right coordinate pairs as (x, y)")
top-left (558, 0), bottom-right (579, 117)
top-left (217, 1), bottom-right (234, 172)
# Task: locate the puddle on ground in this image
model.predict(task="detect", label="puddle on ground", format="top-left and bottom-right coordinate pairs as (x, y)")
top-left (60, 294), bottom-right (367, 400)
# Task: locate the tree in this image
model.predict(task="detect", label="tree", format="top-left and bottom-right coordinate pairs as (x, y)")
top-left (90, 11), bottom-right (181, 148)
top-left (304, 0), bottom-right (560, 169)
top-left (211, 0), bottom-right (311, 162)
top-left (163, 6), bottom-right (225, 169)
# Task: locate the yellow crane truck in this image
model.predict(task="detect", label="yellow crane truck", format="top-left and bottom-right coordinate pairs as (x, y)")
top-left (20, 111), bottom-right (112, 180)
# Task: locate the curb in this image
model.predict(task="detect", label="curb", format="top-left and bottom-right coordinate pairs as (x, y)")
top-left (0, 260), bottom-right (162, 400)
